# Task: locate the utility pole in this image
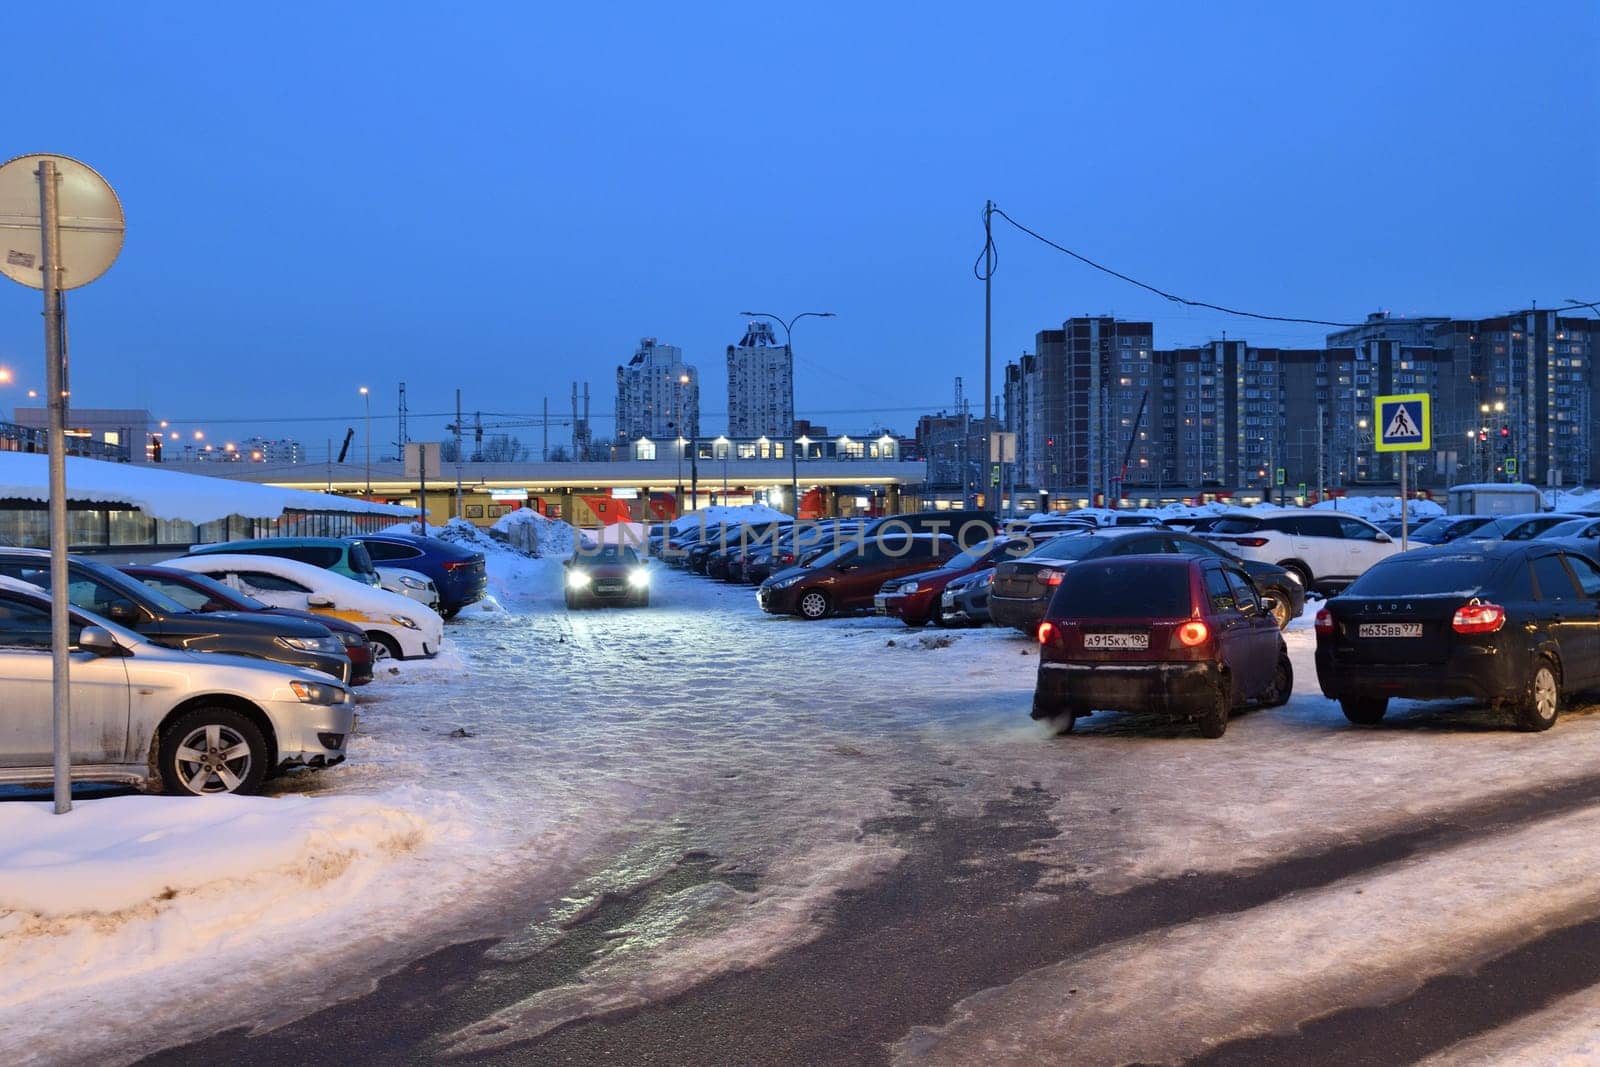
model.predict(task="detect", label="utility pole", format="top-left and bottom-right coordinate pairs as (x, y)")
top-left (39, 160), bottom-right (72, 814)
top-left (454, 388), bottom-right (463, 519)
top-left (1316, 403), bottom-right (1325, 503)
top-left (982, 200), bottom-right (995, 507)
top-left (542, 396), bottom-right (549, 461)
top-left (396, 381), bottom-right (409, 460)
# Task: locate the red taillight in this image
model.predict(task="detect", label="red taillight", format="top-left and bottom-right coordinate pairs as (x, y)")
top-left (1315, 608), bottom-right (1334, 635)
top-left (442, 560), bottom-right (471, 571)
top-left (1037, 568), bottom-right (1065, 586)
top-left (1234, 537), bottom-right (1270, 548)
top-left (1037, 621), bottom-right (1057, 645)
top-left (1177, 620), bottom-right (1209, 647)
top-left (1452, 602), bottom-right (1506, 634)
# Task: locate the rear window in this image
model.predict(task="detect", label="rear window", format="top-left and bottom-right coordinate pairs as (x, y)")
top-left (1028, 535), bottom-right (1111, 561)
top-left (1052, 561), bottom-right (1193, 619)
top-left (1343, 554), bottom-right (1494, 597)
top-left (1209, 517), bottom-right (1262, 535)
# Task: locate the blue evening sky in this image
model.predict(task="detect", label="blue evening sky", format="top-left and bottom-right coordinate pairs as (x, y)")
top-left (1, 2), bottom-right (1595, 456)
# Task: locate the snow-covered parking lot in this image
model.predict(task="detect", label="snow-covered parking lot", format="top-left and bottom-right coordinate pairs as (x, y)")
top-left (8, 535), bottom-right (1600, 1064)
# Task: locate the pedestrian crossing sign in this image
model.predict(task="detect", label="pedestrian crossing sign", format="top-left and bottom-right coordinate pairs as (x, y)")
top-left (1374, 393), bottom-right (1430, 452)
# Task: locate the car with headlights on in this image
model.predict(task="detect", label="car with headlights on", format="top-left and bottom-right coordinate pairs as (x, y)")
top-left (0, 548), bottom-right (352, 683)
top-left (161, 553), bottom-right (443, 661)
top-left (1032, 556), bottom-right (1291, 738)
top-left (122, 564), bottom-right (375, 686)
top-left (566, 545), bottom-right (650, 608)
top-left (759, 533), bottom-right (961, 620)
top-left (1314, 542), bottom-right (1600, 731)
top-left (0, 578), bottom-right (355, 796)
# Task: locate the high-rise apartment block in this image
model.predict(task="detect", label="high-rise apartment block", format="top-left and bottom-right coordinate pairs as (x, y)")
top-left (615, 338), bottom-right (700, 444)
top-left (726, 321), bottom-right (794, 438)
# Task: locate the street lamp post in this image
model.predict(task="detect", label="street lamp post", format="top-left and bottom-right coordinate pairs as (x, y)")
top-left (359, 385), bottom-right (371, 494)
top-left (738, 310), bottom-right (835, 518)
top-left (715, 436), bottom-right (730, 502)
top-left (672, 373), bottom-right (685, 507)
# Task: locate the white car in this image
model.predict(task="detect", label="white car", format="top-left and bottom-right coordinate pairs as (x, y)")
top-left (377, 566), bottom-right (441, 612)
top-left (0, 577), bottom-right (354, 795)
top-left (1203, 510), bottom-right (1400, 592)
top-left (162, 553), bottom-right (443, 661)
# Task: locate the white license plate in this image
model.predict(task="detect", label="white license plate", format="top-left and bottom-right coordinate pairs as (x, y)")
top-left (1359, 622), bottom-right (1423, 638)
top-left (942, 593), bottom-right (956, 607)
top-left (1083, 632), bottom-right (1149, 650)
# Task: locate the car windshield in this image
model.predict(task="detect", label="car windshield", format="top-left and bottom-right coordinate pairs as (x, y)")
top-left (172, 570), bottom-right (266, 610)
top-left (1412, 517), bottom-right (1473, 541)
top-left (1026, 535), bottom-right (1115, 561)
top-left (347, 542), bottom-right (378, 576)
top-left (1343, 553), bottom-right (1493, 597)
top-left (578, 545), bottom-right (640, 564)
top-left (79, 560), bottom-right (192, 615)
top-left (1539, 519), bottom-right (1596, 539)
top-left (1208, 516), bottom-right (1261, 534)
top-left (1053, 561), bottom-right (1192, 618)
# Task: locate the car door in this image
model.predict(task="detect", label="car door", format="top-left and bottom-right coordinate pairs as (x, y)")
top-left (1555, 553), bottom-right (1600, 689)
top-left (1224, 568), bottom-right (1279, 696)
top-left (0, 593), bottom-right (130, 766)
top-left (1201, 565), bottom-right (1253, 698)
top-left (1529, 552), bottom-right (1592, 688)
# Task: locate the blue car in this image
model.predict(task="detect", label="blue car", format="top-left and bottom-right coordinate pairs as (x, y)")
top-left (352, 533), bottom-right (487, 617)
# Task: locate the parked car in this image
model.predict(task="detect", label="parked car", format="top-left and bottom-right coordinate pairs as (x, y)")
top-left (1031, 555), bottom-right (1291, 738)
top-left (122, 564), bottom-right (375, 686)
top-left (1538, 517), bottom-right (1600, 566)
top-left (566, 545), bottom-right (650, 608)
top-left (876, 536), bottom-right (1040, 627)
top-left (190, 537), bottom-right (381, 586)
top-left (377, 566), bottom-right (441, 612)
top-left (989, 529), bottom-right (1306, 633)
top-left (0, 548), bottom-right (352, 682)
top-left (1203, 511), bottom-right (1399, 593)
top-left (0, 577), bottom-right (355, 795)
top-left (862, 510), bottom-right (996, 542)
top-left (939, 567), bottom-right (998, 626)
top-left (1406, 514), bottom-right (1495, 545)
top-left (759, 534), bottom-right (961, 619)
top-left (744, 522), bottom-right (865, 585)
top-left (353, 532), bottom-right (487, 618)
top-left (1376, 519), bottom-right (1408, 538)
top-left (1315, 541), bottom-right (1600, 731)
top-left (1466, 512), bottom-right (1585, 542)
top-left (163, 553), bottom-right (443, 661)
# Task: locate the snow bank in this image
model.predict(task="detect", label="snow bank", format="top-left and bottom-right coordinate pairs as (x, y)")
top-left (0, 452), bottom-right (414, 524)
top-left (1311, 495), bottom-right (1445, 522)
top-left (492, 508), bottom-right (578, 558)
top-left (423, 519), bottom-right (565, 607)
top-left (1546, 486), bottom-right (1600, 513)
top-left (669, 503), bottom-right (788, 534)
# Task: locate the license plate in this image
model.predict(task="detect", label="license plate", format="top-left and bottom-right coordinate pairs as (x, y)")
top-left (1359, 622), bottom-right (1423, 638)
top-left (942, 593), bottom-right (956, 607)
top-left (1083, 632), bottom-right (1149, 650)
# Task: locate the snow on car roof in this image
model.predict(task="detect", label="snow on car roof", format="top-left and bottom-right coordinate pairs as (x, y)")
top-left (161, 552), bottom-right (441, 625)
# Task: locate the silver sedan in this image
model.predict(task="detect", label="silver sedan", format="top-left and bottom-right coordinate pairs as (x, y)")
top-left (0, 580), bottom-right (355, 796)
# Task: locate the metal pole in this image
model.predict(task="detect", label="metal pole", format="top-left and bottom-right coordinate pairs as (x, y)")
top-left (40, 161), bottom-right (72, 814)
top-left (1400, 452), bottom-right (1409, 551)
top-left (362, 389), bottom-right (371, 494)
top-left (418, 444), bottom-right (427, 535)
top-left (983, 200), bottom-right (993, 483)
top-left (788, 333), bottom-right (799, 517)
top-left (1316, 403), bottom-right (1324, 503)
top-left (674, 377), bottom-right (683, 505)
top-left (454, 388), bottom-right (463, 520)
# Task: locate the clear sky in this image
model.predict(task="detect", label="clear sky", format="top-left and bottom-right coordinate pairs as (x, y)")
top-left (1, 1), bottom-right (1595, 458)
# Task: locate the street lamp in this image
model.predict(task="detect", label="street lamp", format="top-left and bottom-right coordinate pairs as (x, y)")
top-left (738, 310), bottom-right (836, 517)
top-left (715, 435), bottom-right (730, 502)
top-left (671, 372), bottom-right (689, 508)
top-left (359, 386), bottom-right (371, 494)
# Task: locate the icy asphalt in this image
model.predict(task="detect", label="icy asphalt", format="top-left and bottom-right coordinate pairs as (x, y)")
top-left (41, 561), bottom-right (1600, 1064)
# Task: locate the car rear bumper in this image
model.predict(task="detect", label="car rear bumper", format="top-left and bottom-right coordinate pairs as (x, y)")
top-left (1035, 660), bottom-right (1220, 717)
top-left (1315, 643), bottom-right (1514, 703)
top-left (990, 594), bottom-right (1047, 632)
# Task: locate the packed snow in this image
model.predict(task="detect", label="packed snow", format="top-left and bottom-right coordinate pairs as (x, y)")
top-left (668, 502), bottom-right (788, 533)
top-left (0, 452), bottom-right (414, 524)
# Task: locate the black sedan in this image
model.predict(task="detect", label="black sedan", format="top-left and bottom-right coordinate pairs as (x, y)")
top-left (1315, 542), bottom-right (1600, 731)
top-left (988, 529), bottom-right (1305, 633)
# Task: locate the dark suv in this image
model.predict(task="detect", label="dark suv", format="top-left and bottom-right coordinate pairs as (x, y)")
top-left (758, 534), bottom-right (961, 619)
top-left (352, 533), bottom-right (487, 617)
top-left (0, 549), bottom-right (351, 682)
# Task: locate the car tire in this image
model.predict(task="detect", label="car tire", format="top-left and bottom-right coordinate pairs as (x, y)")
top-left (1513, 658), bottom-right (1560, 732)
top-left (1265, 586), bottom-right (1294, 630)
top-left (1340, 696), bottom-right (1388, 725)
top-left (442, 607), bottom-right (460, 621)
top-left (1262, 650), bottom-right (1293, 708)
top-left (368, 632), bottom-right (403, 661)
top-left (1281, 561), bottom-right (1312, 590)
top-left (1031, 691), bottom-right (1078, 735)
top-left (1198, 682), bottom-right (1230, 739)
top-left (159, 706), bottom-right (269, 796)
top-left (797, 590), bottom-right (832, 620)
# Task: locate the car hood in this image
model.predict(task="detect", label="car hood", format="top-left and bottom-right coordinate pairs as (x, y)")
top-left (260, 606), bottom-right (363, 635)
top-left (163, 610), bottom-right (331, 639)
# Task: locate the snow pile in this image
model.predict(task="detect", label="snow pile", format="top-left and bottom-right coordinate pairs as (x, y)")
top-left (1311, 495), bottom-right (1445, 522)
top-left (669, 503), bottom-right (788, 534)
top-left (492, 508), bottom-right (578, 558)
top-left (1546, 487), bottom-right (1600, 513)
top-left (0, 452), bottom-right (414, 524)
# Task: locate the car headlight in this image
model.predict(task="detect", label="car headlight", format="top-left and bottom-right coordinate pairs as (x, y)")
top-left (770, 575), bottom-right (802, 590)
top-left (278, 635), bottom-right (345, 655)
top-left (398, 575), bottom-right (428, 589)
top-left (335, 630), bottom-right (366, 648)
top-left (391, 615), bottom-right (420, 630)
top-left (898, 582), bottom-right (918, 595)
top-left (291, 679), bottom-right (347, 705)
top-left (567, 570), bottom-right (592, 589)
top-left (627, 568), bottom-right (650, 588)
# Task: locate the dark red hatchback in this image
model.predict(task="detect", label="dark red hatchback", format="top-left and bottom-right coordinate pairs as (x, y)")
top-left (1032, 556), bottom-right (1291, 738)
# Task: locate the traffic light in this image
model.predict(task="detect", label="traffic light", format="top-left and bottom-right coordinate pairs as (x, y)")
top-left (1500, 426), bottom-right (1510, 438)
top-left (1478, 430), bottom-right (1487, 442)
top-left (1046, 436), bottom-right (1055, 448)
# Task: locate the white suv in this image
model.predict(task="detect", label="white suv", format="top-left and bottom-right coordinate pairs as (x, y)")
top-left (1203, 511), bottom-right (1400, 592)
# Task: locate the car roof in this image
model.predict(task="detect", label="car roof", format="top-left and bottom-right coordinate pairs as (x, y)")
top-left (1391, 540), bottom-right (1558, 561)
top-left (1487, 512), bottom-right (1578, 522)
top-left (198, 537), bottom-right (352, 549)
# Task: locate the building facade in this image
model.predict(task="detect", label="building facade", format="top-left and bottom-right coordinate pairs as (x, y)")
top-left (726, 321), bottom-right (793, 438)
top-left (615, 338), bottom-right (700, 445)
top-left (10, 406), bottom-right (147, 462)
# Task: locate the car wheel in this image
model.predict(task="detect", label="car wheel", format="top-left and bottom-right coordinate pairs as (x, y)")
top-left (367, 632), bottom-right (403, 662)
top-left (1340, 696), bottom-right (1388, 725)
top-left (797, 590), bottom-right (831, 620)
top-left (1265, 587), bottom-right (1294, 629)
top-left (442, 607), bottom-right (460, 621)
top-left (1262, 650), bottom-right (1293, 708)
top-left (1198, 682), bottom-right (1230, 738)
top-left (160, 707), bottom-right (269, 796)
top-left (1282, 562), bottom-right (1312, 590)
top-left (1514, 658), bottom-right (1560, 732)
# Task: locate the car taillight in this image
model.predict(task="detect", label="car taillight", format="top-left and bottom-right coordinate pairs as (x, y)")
top-left (1452, 602), bottom-right (1506, 634)
top-left (1037, 568), bottom-right (1064, 586)
top-left (1314, 607), bottom-right (1334, 635)
top-left (442, 560), bottom-right (473, 571)
top-left (1233, 537), bottom-right (1270, 547)
top-left (1037, 620), bottom-right (1057, 645)
top-left (1177, 620), bottom-right (1209, 647)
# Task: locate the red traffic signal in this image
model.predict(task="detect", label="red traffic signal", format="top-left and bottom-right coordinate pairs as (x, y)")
top-left (1500, 427), bottom-right (1510, 438)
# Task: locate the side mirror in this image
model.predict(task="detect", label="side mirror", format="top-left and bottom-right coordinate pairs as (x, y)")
top-left (202, 599), bottom-right (229, 613)
top-left (108, 602), bottom-right (142, 624)
top-left (307, 594), bottom-right (334, 608)
top-left (78, 626), bottom-right (122, 657)
top-left (1375, 533), bottom-right (1393, 544)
